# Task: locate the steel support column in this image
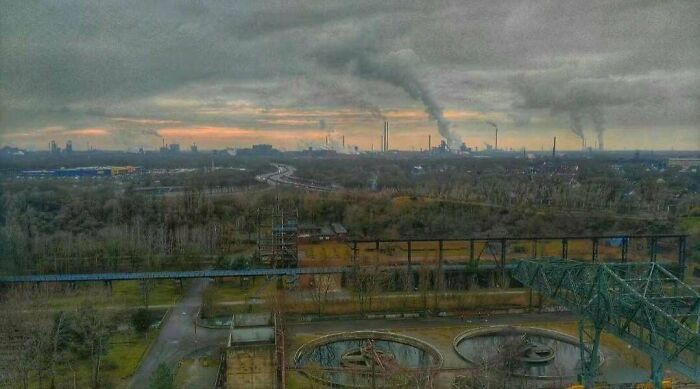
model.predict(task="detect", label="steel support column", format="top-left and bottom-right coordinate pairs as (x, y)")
top-left (562, 238), bottom-right (569, 259)
top-left (469, 239), bottom-right (475, 263)
top-left (438, 240), bottom-right (444, 291)
top-left (649, 237), bottom-right (658, 262)
top-left (407, 240), bottom-right (413, 290)
top-left (592, 238), bottom-right (599, 263)
top-left (621, 237), bottom-right (629, 263)
top-left (678, 236), bottom-right (687, 280)
top-left (467, 239), bottom-right (477, 290)
top-left (578, 320), bottom-right (603, 389)
top-left (500, 239), bottom-right (508, 288)
top-left (352, 242), bottom-right (358, 265)
top-left (650, 357), bottom-right (664, 389)
top-left (375, 240), bottom-right (380, 263)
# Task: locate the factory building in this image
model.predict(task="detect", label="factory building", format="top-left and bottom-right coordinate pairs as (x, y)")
top-left (237, 144), bottom-right (281, 157)
top-left (298, 223), bottom-right (348, 243)
top-left (19, 166), bottom-right (141, 178)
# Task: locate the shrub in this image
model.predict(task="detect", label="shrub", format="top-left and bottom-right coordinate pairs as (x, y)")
top-left (131, 308), bottom-right (152, 333)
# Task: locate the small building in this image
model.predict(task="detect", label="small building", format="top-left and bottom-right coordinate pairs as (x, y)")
top-left (297, 223), bottom-right (348, 243)
top-left (331, 223), bottom-right (348, 241)
top-left (319, 225), bottom-right (334, 241)
top-left (298, 224), bottom-right (322, 243)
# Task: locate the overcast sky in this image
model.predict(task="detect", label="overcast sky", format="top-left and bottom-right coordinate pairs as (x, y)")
top-left (1, 0), bottom-right (698, 151)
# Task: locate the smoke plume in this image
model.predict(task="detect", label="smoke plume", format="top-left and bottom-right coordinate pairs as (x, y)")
top-left (316, 46), bottom-right (461, 147)
top-left (510, 73), bottom-right (654, 150)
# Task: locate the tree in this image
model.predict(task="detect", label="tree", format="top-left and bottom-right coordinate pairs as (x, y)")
top-left (351, 262), bottom-right (384, 314)
top-left (131, 308), bottom-right (152, 333)
top-left (149, 363), bottom-right (174, 389)
top-left (139, 280), bottom-right (154, 307)
top-left (309, 274), bottom-right (334, 315)
top-left (68, 301), bottom-right (111, 388)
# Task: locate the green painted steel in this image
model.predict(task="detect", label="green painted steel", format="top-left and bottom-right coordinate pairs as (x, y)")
top-left (512, 258), bottom-right (700, 383)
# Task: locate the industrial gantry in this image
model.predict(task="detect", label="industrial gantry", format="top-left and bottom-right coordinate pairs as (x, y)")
top-left (512, 259), bottom-right (699, 388)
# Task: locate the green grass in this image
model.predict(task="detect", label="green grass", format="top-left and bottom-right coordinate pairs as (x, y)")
top-left (679, 216), bottom-right (700, 234)
top-left (39, 280), bottom-right (184, 310)
top-left (28, 329), bottom-right (158, 389)
top-left (103, 331), bottom-right (157, 386)
top-left (207, 277), bottom-right (275, 302)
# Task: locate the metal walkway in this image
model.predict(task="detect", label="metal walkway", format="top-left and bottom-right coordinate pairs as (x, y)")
top-left (512, 259), bottom-right (699, 387)
top-left (0, 264), bottom-right (503, 284)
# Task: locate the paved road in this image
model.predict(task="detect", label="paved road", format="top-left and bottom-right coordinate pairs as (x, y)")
top-left (129, 278), bottom-right (228, 388)
top-left (255, 163), bottom-right (335, 191)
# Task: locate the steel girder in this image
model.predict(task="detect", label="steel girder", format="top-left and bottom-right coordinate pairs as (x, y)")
top-left (512, 259), bottom-right (699, 383)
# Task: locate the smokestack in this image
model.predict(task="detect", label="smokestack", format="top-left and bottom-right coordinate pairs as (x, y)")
top-left (495, 127), bottom-right (498, 151)
top-left (428, 135), bottom-right (431, 152)
top-left (552, 137), bottom-right (557, 158)
top-left (342, 136), bottom-right (345, 148)
top-left (325, 135), bottom-right (328, 146)
top-left (382, 122), bottom-right (385, 151)
top-left (385, 121), bottom-right (389, 151)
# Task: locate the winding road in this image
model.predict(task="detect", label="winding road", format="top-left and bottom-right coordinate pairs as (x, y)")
top-left (256, 163), bottom-right (335, 191)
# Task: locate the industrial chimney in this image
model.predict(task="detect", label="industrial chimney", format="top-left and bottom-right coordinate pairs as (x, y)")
top-left (382, 121), bottom-right (390, 152)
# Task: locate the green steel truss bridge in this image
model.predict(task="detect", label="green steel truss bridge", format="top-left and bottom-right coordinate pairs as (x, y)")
top-left (512, 259), bottom-right (699, 388)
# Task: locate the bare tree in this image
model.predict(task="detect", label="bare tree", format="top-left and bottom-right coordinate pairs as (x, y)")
top-left (69, 301), bottom-right (112, 388)
top-left (309, 274), bottom-right (335, 315)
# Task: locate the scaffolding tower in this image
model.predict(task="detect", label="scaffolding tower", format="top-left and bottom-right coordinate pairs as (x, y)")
top-left (257, 206), bottom-right (299, 268)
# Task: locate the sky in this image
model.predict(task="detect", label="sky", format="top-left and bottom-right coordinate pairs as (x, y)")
top-left (1, 0), bottom-right (698, 152)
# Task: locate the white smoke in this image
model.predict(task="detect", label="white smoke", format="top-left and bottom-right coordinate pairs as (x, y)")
top-left (316, 45), bottom-right (461, 148)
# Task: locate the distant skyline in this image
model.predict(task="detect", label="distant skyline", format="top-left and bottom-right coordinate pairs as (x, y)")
top-left (1, 1), bottom-right (699, 151)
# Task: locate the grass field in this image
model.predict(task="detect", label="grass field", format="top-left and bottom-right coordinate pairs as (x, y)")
top-left (27, 328), bottom-right (158, 389)
top-left (27, 279), bottom-right (185, 310)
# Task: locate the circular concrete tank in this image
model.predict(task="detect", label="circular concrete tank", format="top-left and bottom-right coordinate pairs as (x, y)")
top-left (294, 331), bottom-right (443, 388)
top-left (453, 325), bottom-right (603, 380)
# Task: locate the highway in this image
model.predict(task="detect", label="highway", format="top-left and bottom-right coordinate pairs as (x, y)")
top-left (255, 163), bottom-right (335, 191)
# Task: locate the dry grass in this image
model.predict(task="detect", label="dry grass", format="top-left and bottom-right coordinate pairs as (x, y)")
top-left (226, 344), bottom-right (276, 389)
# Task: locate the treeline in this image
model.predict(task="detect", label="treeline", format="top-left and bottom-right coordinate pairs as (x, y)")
top-left (0, 181), bottom-right (258, 274)
top-left (292, 158), bottom-right (700, 217)
top-left (0, 174), bottom-right (681, 275)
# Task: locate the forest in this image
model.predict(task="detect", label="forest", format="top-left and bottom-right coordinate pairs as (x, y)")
top-left (0, 156), bottom-right (697, 275)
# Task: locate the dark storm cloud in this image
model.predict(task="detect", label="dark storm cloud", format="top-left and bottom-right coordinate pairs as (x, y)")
top-left (0, 0), bottom-right (698, 148)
